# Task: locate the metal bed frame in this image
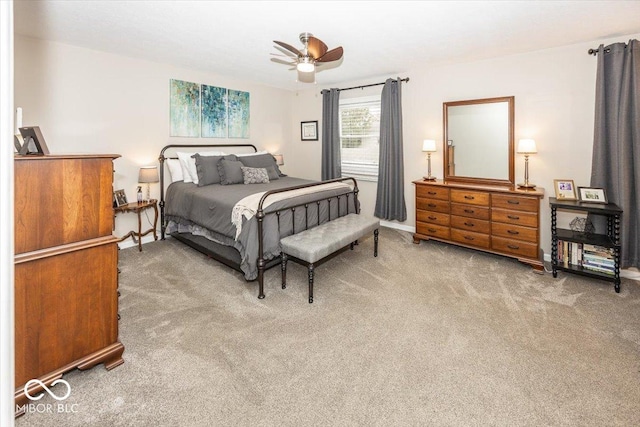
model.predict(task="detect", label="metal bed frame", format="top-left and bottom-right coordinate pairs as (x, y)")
top-left (158, 144), bottom-right (359, 298)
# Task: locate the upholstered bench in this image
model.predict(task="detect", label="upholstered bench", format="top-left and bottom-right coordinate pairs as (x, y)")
top-left (280, 213), bottom-right (380, 303)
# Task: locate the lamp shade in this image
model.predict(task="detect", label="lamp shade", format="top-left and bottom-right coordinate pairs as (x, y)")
top-left (273, 154), bottom-right (284, 166)
top-left (296, 60), bottom-right (315, 73)
top-left (517, 139), bottom-right (537, 154)
top-left (138, 166), bottom-right (159, 183)
top-left (422, 139), bottom-right (437, 152)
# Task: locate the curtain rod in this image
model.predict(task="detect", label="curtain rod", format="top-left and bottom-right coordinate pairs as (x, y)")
top-left (321, 77), bottom-right (409, 94)
top-left (588, 48), bottom-right (611, 56)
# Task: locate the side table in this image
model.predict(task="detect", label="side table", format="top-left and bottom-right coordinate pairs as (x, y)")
top-left (114, 199), bottom-right (158, 251)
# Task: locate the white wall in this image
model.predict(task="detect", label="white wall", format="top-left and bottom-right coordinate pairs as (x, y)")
top-left (15, 31), bottom-right (640, 260)
top-left (14, 36), bottom-right (293, 242)
top-left (289, 32), bottom-right (640, 258)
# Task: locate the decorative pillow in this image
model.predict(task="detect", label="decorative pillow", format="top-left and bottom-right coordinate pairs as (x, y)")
top-left (265, 165), bottom-right (279, 181)
top-left (241, 167), bottom-right (270, 184)
top-left (176, 151), bottom-right (226, 184)
top-left (166, 158), bottom-right (184, 182)
top-left (194, 154), bottom-right (237, 186)
top-left (237, 153), bottom-right (285, 177)
top-left (217, 159), bottom-right (244, 185)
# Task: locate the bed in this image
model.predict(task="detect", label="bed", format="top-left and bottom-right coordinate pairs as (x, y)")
top-left (159, 144), bottom-right (360, 298)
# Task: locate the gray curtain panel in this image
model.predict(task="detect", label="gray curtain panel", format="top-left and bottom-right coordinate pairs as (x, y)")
top-left (321, 88), bottom-right (341, 180)
top-left (374, 78), bottom-right (407, 221)
top-left (590, 39), bottom-right (639, 268)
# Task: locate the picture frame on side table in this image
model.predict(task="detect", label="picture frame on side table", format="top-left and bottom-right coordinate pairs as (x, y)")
top-left (301, 121), bottom-right (318, 141)
top-left (578, 187), bottom-right (607, 204)
top-left (18, 126), bottom-right (50, 155)
top-left (553, 179), bottom-right (577, 200)
top-left (114, 189), bottom-right (128, 207)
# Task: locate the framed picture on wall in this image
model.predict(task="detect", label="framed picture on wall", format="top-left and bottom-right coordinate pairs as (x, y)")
top-left (578, 187), bottom-right (607, 204)
top-left (301, 121), bottom-right (318, 141)
top-left (553, 179), bottom-right (577, 200)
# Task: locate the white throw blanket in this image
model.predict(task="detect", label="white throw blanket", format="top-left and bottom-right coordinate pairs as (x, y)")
top-left (231, 182), bottom-right (351, 239)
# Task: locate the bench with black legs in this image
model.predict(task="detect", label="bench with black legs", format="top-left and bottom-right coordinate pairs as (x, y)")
top-left (280, 214), bottom-right (380, 303)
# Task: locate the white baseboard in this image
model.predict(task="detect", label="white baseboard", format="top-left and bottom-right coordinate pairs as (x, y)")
top-left (380, 220), bottom-right (415, 233)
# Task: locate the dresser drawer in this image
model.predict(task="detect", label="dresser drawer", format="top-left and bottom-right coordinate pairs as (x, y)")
top-left (492, 222), bottom-right (537, 243)
top-left (416, 185), bottom-right (449, 201)
top-left (492, 208), bottom-right (538, 228)
top-left (450, 203), bottom-right (490, 220)
top-left (416, 198), bottom-right (450, 214)
top-left (451, 215), bottom-right (490, 234)
top-left (450, 189), bottom-right (490, 206)
top-left (492, 194), bottom-right (539, 212)
top-left (492, 236), bottom-right (538, 258)
top-left (416, 210), bottom-right (450, 226)
top-left (450, 228), bottom-right (490, 249)
top-left (416, 222), bottom-right (450, 239)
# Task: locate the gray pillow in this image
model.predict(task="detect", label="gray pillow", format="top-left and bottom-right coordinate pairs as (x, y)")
top-left (241, 167), bottom-right (270, 184)
top-left (265, 165), bottom-right (279, 180)
top-left (217, 159), bottom-right (244, 185)
top-left (238, 153), bottom-right (285, 177)
top-left (193, 154), bottom-right (237, 186)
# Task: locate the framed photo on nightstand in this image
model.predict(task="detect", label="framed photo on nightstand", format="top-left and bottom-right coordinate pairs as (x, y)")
top-left (553, 179), bottom-right (577, 200)
top-left (578, 187), bottom-right (607, 204)
top-left (113, 189), bottom-right (128, 207)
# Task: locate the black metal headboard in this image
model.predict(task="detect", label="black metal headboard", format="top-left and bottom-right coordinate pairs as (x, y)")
top-left (158, 143), bottom-right (258, 238)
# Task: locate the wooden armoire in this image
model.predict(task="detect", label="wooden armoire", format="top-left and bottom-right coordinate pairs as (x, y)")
top-left (14, 154), bottom-right (125, 416)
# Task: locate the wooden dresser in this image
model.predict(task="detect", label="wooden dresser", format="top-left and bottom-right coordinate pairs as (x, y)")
top-left (14, 154), bottom-right (124, 415)
top-left (413, 180), bottom-right (544, 270)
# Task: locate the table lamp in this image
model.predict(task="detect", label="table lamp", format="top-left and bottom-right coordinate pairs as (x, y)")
top-left (517, 139), bottom-right (537, 189)
top-left (422, 139), bottom-right (437, 181)
top-left (138, 166), bottom-right (159, 202)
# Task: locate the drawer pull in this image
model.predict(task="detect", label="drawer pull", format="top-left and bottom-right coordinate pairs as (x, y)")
top-left (427, 203), bottom-right (436, 208)
top-left (464, 195), bottom-right (475, 200)
top-left (507, 244), bottom-right (520, 250)
top-left (428, 228), bottom-right (436, 233)
top-left (464, 209), bottom-right (475, 214)
top-left (507, 215), bottom-right (520, 220)
top-left (428, 216), bottom-right (437, 220)
top-left (464, 222), bottom-right (474, 227)
top-left (464, 236), bottom-right (474, 241)
top-left (428, 191), bottom-right (437, 195)
top-left (507, 230), bottom-right (520, 235)
top-left (507, 200), bottom-right (520, 205)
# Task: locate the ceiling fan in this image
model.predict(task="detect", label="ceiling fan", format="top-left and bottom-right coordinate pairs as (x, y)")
top-left (271, 33), bottom-right (344, 83)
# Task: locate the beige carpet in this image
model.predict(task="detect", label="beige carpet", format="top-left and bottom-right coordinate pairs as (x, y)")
top-left (16, 228), bottom-right (640, 426)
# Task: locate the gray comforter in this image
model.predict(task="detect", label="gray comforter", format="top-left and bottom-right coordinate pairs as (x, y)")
top-left (165, 177), bottom-right (357, 280)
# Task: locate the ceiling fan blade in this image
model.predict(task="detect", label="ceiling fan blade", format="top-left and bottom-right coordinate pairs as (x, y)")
top-left (273, 45), bottom-right (297, 58)
top-left (270, 58), bottom-right (296, 66)
top-left (307, 36), bottom-right (328, 60)
top-left (317, 46), bottom-right (343, 63)
top-left (297, 68), bottom-right (316, 84)
top-left (274, 40), bottom-right (302, 57)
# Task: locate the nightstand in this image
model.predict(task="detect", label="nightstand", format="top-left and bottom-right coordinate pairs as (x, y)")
top-left (114, 199), bottom-right (158, 251)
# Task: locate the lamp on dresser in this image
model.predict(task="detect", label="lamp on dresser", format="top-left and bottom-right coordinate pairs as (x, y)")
top-left (422, 139), bottom-right (437, 181)
top-left (517, 139), bottom-right (537, 189)
top-left (138, 166), bottom-right (159, 202)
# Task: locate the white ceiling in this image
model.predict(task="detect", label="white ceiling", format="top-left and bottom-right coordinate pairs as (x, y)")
top-left (14, 1), bottom-right (640, 91)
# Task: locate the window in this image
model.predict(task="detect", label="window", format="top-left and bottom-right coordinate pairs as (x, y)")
top-left (339, 96), bottom-right (381, 180)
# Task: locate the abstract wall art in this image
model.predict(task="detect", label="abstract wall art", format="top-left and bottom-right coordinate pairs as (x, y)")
top-left (170, 79), bottom-right (200, 137)
top-left (201, 85), bottom-right (227, 138)
top-left (227, 89), bottom-right (250, 139)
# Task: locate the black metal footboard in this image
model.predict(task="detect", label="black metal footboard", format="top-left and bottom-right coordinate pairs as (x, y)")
top-left (255, 177), bottom-right (359, 299)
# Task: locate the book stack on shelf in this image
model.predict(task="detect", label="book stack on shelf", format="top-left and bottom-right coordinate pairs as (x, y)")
top-left (556, 240), bottom-right (615, 275)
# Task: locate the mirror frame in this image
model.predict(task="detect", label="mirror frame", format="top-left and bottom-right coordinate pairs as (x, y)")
top-left (443, 96), bottom-right (515, 186)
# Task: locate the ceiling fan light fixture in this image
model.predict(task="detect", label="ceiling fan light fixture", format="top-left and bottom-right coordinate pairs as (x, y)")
top-left (296, 61), bottom-right (315, 73)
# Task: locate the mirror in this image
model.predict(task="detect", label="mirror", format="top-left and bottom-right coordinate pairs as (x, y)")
top-left (443, 96), bottom-right (514, 186)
